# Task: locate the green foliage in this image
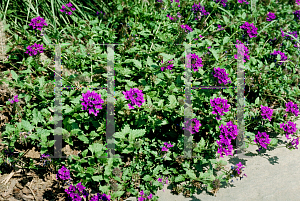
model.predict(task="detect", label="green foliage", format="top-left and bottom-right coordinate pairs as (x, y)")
top-left (1, 0), bottom-right (300, 200)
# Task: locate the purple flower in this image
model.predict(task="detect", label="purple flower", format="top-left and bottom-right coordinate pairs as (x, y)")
top-left (80, 90), bottom-right (105, 117)
top-left (8, 95), bottom-right (19, 104)
top-left (286, 101), bottom-right (299, 116)
top-left (25, 43), bottom-right (45, 56)
top-left (56, 166), bottom-right (71, 180)
top-left (123, 88), bottom-right (145, 109)
top-left (182, 118), bottom-right (201, 134)
top-left (294, 10), bottom-right (300, 20)
top-left (234, 39), bottom-right (250, 63)
top-left (238, 0), bottom-right (249, 4)
top-left (215, 0), bottom-right (228, 7)
top-left (254, 131), bottom-right (271, 149)
top-left (181, 24), bottom-right (193, 33)
top-left (240, 21), bottom-right (258, 38)
top-left (191, 3), bottom-right (209, 20)
top-left (60, 2), bottom-right (76, 15)
top-left (213, 67), bottom-right (232, 85)
top-left (217, 134), bottom-right (234, 157)
top-left (266, 12), bottom-right (276, 21)
top-left (186, 53), bottom-right (203, 72)
top-left (161, 59), bottom-right (174, 71)
top-left (210, 97), bottom-right (230, 120)
top-left (219, 121), bottom-right (239, 141)
top-left (280, 121), bottom-right (298, 138)
top-left (270, 50), bottom-right (287, 65)
top-left (260, 105), bottom-right (274, 121)
top-left (29, 16), bottom-right (48, 31)
top-left (287, 137), bottom-right (299, 149)
top-left (297, 0), bottom-right (300, 5)
top-left (167, 14), bottom-right (177, 21)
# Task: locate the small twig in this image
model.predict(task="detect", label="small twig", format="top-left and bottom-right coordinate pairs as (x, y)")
top-left (28, 179), bottom-right (37, 201)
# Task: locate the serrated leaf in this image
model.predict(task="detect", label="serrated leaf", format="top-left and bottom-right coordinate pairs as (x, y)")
top-left (142, 175), bottom-right (153, 181)
top-left (133, 59), bottom-right (142, 69)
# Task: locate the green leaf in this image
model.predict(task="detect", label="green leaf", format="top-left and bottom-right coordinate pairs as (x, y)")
top-left (241, 12), bottom-right (246, 20)
top-left (117, 5), bottom-right (123, 10)
top-left (112, 191), bottom-right (125, 198)
top-left (88, 143), bottom-right (106, 157)
top-left (92, 175), bottom-right (103, 182)
top-left (78, 134), bottom-right (89, 144)
top-left (32, 108), bottom-right (45, 127)
top-left (10, 70), bottom-right (18, 81)
top-left (186, 169), bottom-right (197, 180)
top-left (47, 140), bottom-right (56, 147)
top-left (82, 149), bottom-right (88, 157)
top-left (142, 175), bottom-right (153, 182)
top-left (175, 175), bottom-right (185, 182)
top-left (21, 120), bottom-right (34, 131)
top-left (133, 59), bottom-right (142, 69)
top-left (210, 49), bottom-right (219, 61)
top-left (255, 97), bottom-right (259, 105)
top-left (223, 36), bottom-right (230, 45)
top-left (222, 15), bottom-right (229, 24)
top-left (269, 138), bottom-right (278, 146)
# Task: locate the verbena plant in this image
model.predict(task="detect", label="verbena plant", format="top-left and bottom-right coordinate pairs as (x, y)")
top-left (0, 0), bottom-right (300, 200)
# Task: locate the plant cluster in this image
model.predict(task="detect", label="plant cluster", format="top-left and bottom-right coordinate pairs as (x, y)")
top-left (0, 0), bottom-right (300, 200)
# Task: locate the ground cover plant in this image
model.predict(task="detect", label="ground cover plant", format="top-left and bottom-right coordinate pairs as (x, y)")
top-left (0, 0), bottom-right (300, 200)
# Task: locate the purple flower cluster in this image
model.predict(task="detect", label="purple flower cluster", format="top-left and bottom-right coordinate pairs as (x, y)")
top-left (182, 118), bottom-right (201, 134)
top-left (25, 43), bottom-right (45, 56)
top-left (167, 14), bottom-right (177, 21)
top-left (56, 166), bottom-right (111, 201)
top-left (213, 67), bottom-right (231, 85)
top-left (157, 177), bottom-right (169, 192)
top-left (230, 162), bottom-right (247, 180)
top-left (161, 142), bottom-right (174, 152)
top-left (216, 121), bottom-right (239, 158)
top-left (60, 2), bottom-right (76, 15)
top-left (286, 101), bottom-right (299, 116)
top-left (270, 50), bottom-right (288, 65)
top-left (180, 24), bottom-right (193, 33)
top-left (260, 105), bottom-right (274, 121)
top-left (80, 90), bottom-right (105, 117)
top-left (8, 95), bottom-right (19, 104)
top-left (65, 182), bottom-right (89, 201)
top-left (238, 0), bottom-right (249, 4)
top-left (123, 88), bottom-right (145, 109)
top-left (266, 12), bottom-right (276, 21)
top-left (240, 21), bottom-right (258, 38)
top-left (234, 39), bottom-right (250, 63)
top-left (39, 153), bottom-right (51, 167)
top-left (90, 193), bottom-right (111, 201)
top-left (281, 29), bottom-right (298, 41)
top-left (254, 131), bottom-right (271, 149)
top-left (161, 59), bottom-right (174, 71)
top-left (297, 0), bottom-right (300, 5)
top-left (96, 11), bottom-right (106, 16)
top-left (280, 121), bottom-right (298, 140)
top-left (29, 16), bottom-right (48, 31)
top-left (210, 97), bottom-right (230, 120)
top-left (215, 0), bottom-right (228, 7)
top-left (57, 165), bottom-right (71, 180)
top-left (217, 24), bottom-right (224, 31)
top-left (191, 3), bottom-right (209, 21)
top-left (138, 190), bottom-right (153, 201)
top-left (294, 10), bottom-right (300, 20)
top-left (186, 53), bottom-right (203, 72)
